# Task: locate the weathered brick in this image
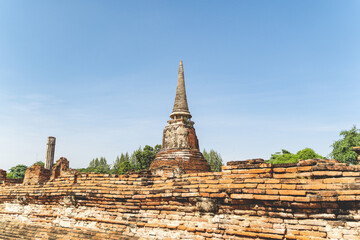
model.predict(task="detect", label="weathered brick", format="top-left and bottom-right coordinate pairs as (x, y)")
top-left (1, 158), bottom-right (360, 240)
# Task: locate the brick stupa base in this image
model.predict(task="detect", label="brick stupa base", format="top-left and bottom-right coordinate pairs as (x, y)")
top-left (151, 149), bottom-right (211, 174)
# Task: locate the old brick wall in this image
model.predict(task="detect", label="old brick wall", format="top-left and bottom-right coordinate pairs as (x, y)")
top-left (0, 159), bottom-right (360, 240)
top-left (0, 169), bottom-right (6, 184)
top-left (0, 221), bottom-right (138, 240)
top-left (23, 164), bottom-right (50, 185)
top-left (0, 170), bottom-right (23, 185)
top-left (0, 169), bottom-right (6, 181)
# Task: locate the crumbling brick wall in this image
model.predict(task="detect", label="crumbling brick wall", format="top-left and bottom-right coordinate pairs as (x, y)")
top-left (0, 169), bottom-right (6, 181)
top-left (50, 157), bottom-right (70, 180)
top-left (0, 159), bottom-right (360, 239)
top-left (23, 164), bottom-right (50, 185)
top-left (22, 157), bottom-right (74, 185)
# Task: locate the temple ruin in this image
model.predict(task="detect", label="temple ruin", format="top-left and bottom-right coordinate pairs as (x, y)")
top-left (150, 61), bottom-right (211, 174)
top-left (0, 62), bottom-right (360, 239)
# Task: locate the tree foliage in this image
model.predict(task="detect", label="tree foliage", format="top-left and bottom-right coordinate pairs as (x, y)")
top-left (32, 161), bottom-right (45, 167)
top-left (111, 153), bottom-right (130, 174)
top-left (269, 148), bottom-right (324, 164)
top-left (79, 145), bottom-right (161, 175)
top-left (78, 157), bottom-right (111, 174)
top-left (203, 149), bottom-right (223, 172)
top-left (117, 161), bottom-right (132, 175)
top-left (7, 164), bottom-right (28, 179)
top-left (134, 145), bottom-right (161, 170)
top-left (330, 126), bottom-right (360, 164)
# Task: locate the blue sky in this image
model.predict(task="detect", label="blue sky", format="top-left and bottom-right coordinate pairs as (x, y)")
top-left (0, 1), bottom-right (359, 171)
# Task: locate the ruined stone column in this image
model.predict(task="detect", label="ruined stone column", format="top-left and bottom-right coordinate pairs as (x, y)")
top-left (45, 137), bottom-right (56, 170)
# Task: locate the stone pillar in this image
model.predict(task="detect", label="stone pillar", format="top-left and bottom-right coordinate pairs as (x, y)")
top-left (45, 137), bottom-right (56, 170)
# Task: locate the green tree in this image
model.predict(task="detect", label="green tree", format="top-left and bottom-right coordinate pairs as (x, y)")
top-left (203, 149), bottom-right (223, 172)
top-left (84, 157), bottom-right (111, 173)
top-left (134, 145), bottom-right (157, 170)
top-left (269, 148), bottom-right (324, 164)
top-left (32, 161), bottom-right (45, 167)
top-left (79, 144), bottom-right (161, 174)
top-left (7, 164), bottom-right (28, 179)
top-left (330, 126), bottom-right (360, 164)
top-left (297, 148), bottom-right (324, 160)
top-left (269, 149), bottom-right (298, 164)
top-left (129, 147), bottom-right (141, 170)
top-left (154, 144), bottom-right (161, 154)
top-left (117, 161), bottom-right (132, 174)
top-left (6, 173), bottom-right (15, 179)
top-left (112, 153), bottom-right (132, 174)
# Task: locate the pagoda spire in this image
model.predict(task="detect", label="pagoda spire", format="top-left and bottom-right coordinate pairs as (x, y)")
top-left (150, 61), bottom-right (211, 174)
top-left (170, 61), bottom-right (192, 119)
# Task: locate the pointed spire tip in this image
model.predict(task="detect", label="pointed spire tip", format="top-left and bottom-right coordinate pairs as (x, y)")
top-left (171, 61), bottom-right (190, 118)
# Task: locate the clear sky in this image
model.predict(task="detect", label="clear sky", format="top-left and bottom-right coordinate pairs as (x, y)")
top-left (0, 0), bottom-right (359, 171)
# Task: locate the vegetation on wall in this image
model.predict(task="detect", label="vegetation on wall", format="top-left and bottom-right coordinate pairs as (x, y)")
top-left (269, 148), bottom-right (324, 164)
top-left (330, 126), bottom-right (360, 164)
top-left (267, 126), bottom-right (360, 165)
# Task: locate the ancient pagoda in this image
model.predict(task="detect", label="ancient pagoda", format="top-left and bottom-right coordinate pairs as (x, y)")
top-left (150, 61), bottom-right (211, 173)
